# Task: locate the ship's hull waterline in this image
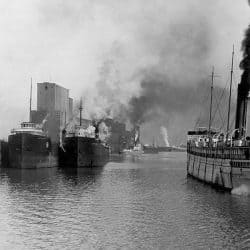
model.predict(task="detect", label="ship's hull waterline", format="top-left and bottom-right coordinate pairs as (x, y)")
top-left (58, 137), bottom-right (109, 168)
top-left (187, 147), bottom-right (250, 190)
top-left (8, 133), bottom-right (57, 169)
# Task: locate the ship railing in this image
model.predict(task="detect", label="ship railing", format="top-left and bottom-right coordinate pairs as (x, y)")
top-left (187, 143), bottom-right (250, 160)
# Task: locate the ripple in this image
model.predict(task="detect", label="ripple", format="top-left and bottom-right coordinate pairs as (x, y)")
top-left (0, 153), bottom-right (248, 248)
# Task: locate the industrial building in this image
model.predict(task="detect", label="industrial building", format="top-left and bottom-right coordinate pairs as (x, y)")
top-left (30, 82), bottom-right (135, 152)
top-left (103, 118), bottom-right (135, 153)
top-left (31, 82), bottom-right (73, 143)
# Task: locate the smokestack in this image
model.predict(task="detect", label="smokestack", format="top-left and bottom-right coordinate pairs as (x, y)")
top-left (235, 21), bottom-right (250, 138)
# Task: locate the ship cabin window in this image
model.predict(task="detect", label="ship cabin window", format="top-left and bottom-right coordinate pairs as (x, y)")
top-left (21, 122), bottom-right (36, 129)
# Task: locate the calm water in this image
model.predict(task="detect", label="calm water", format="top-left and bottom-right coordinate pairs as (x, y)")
top-left (0, 152), bottom-right (250, 249)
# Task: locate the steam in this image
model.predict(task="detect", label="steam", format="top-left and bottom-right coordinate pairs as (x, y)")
top-left (83, 4), bottom-right (214, 130)
top-left (89, 7), bottom-right (233, 145)
top-left (98, 122), bottom-right (111, 142)
top-left (160, 126), bottom-right (170, 147)
top-left (36, 113), bottom-right (50, 129)
top-left (231, 184), bottom-right (250, 196)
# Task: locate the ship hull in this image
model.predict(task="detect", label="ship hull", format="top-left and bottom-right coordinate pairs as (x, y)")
top-left (58, 137), bottom-right (109, 168)
top-left (8, 133), bottom-right (57, 169)
top-left (187, 146), bottom-right (250, 190)
top-left (157, 146), bottom-right (172, 152)
top-left (143, 147), bottom-right (159, 154)
top-left (0, 141), bottom-right (9, 167)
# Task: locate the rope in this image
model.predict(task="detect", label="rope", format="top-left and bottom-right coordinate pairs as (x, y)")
top-left (210, 77), bottom-right (229, 128)
top-left (194, 86), bottom-right (210, 129)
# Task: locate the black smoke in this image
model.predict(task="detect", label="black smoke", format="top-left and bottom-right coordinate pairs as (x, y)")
top-left (128, 74), bottom-right (232, 126)
top-left (128, 75), bottom-right (205, 125)
top-left (239, 1), bottom-right (250, 97)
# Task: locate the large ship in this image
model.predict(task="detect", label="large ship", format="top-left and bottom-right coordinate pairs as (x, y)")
top-left (143, 137), bottom-right (159, 154)
top-left (7, 82), bottom-right (56, 168)
top-left (187, 45), bottom-right (250, 191)
top-left (143, 144), bottom-right (159, 154)
top-left (58, 101), bottom-right (110, 168)
top-left (8, 122), bottom-right (56, 168)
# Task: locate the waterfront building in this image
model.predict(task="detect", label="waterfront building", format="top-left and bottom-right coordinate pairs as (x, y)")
top-left (31, 82), bottom-right (73, 144)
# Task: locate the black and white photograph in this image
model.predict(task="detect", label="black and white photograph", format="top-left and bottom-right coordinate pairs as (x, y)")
top-left (0, 0), bottom-right (250, 249)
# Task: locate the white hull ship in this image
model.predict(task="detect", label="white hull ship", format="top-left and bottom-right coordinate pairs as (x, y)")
top-left (187, 44), bottom-right (250, 191)
top-left (187, 129), bottom-right (250, 190)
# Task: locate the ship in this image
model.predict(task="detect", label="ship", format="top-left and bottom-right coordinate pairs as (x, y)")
top-left (143, 144), bottom-right (159, 154)
top-left (7, 82), bottom-right (56, 168)
top-left (187, 45), bottom-right (250, 191)
top-left (143, 137), bottom-right (159, 154)
top-left (157, 146), bottom-right (172, 152)
top-left (171, 146), bottom-right (186, 152)
top-left (0, 140), bottom-right (9, 167)
top-left (58, 100), bottom-right (110, 168)
top-left (122, 125), bottom-right (144, 156)
top-left (8, 122), bottom-right (56, 168)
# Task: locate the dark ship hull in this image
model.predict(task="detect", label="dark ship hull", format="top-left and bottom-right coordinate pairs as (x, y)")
top-left (0, 141), bottom-right (9, 167)
top-left (157, 146), bottom-right (172, 152)
top-left (143, 146), bottom-right (159, 154)
top-left (58, 137), bottom-right (109, 168)
top-left (8, 133), bottom-right (56, 168)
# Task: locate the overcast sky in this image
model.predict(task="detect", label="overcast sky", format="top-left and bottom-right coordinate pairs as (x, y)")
top-left (0, 0), bottom-right (249, 139)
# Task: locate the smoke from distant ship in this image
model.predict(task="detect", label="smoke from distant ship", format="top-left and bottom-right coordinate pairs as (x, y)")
top-left (70, 1), bottom-right (240, 145)
top-left (89, 8), bottom-right (215, 140)
top-left (128, 76), bottom-right (209, 126)
top-left (161, 126), bottom-right (170, 147)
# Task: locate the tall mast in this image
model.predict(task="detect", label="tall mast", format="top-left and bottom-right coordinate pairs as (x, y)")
top-left (29, 78), bottom-right (32, 122)
top-left (64, 111), bottom-right (67, 127)
top-left (208, 67), bottom-right (215, 132)
top-left (79, 98), bottom-right (83, 126)
top-left (226, 45), bottom-right (235, 142)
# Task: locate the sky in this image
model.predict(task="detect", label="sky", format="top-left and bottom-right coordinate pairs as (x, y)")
top-left (0, 0), bottom-right (249, 143)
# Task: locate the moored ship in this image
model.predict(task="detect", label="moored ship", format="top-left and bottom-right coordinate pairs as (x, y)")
top-left (58, 125), bottom-right (110, 168)
top-left (8, 122), bottom-right (56, 168)
top-left (143, 144), bottom-right (159, 154)
top-left (7, 82), bottom-right (57, 168)
top-left (58, 101), bottom-right (109, 168)
top-left (187, 43), bottom-right (250, 190)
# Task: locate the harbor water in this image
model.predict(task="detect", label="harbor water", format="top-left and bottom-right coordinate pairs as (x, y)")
top-left (0, 152), bottom-right (250, 249)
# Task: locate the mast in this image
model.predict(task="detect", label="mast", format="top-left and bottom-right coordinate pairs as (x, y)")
top-left (226, 45), bottom-right (234, 142)
top-left (208, 67), bottom-right (215, 132)
top-left (29, 78), bottom-right (32, 122)
top-left (79, 98), bottom-right (83, 126)
top-left (64, 111), bottom-right (67, 127)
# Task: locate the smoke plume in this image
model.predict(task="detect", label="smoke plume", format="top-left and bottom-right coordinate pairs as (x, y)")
top-left (0, 0), bottom-right (247, 142)
top-left (161, 126), bottom-right (170, 147)
top-left (128, 75), bottom-right (208, 125)
top-left (238, 0), bottom-right (250, 98)
top-left (86, 1), bottom-right (240, 145)
top-left (239, 25), bottom-right (250, 97)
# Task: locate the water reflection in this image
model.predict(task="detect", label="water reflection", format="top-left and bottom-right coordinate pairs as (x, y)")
top-left (59, 167), bottom-right (103, 183)
top-left (186, 176), bottom-right (250, 248)
top-left (0, 153), bottom-right (249, 249)
top-left (109, 153), bottom-right (142, 163)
